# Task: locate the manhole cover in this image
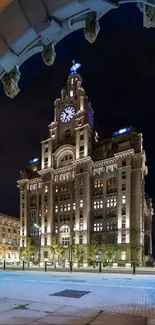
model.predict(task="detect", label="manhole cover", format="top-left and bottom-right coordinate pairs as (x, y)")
top-left (50, 289), bottom-right (90, 298)
top-left (61, 279), bottom-right (86, 283)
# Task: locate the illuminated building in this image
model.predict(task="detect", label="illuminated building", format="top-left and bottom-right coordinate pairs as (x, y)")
top-left (0, 213), bottom-right (20, 263)
top-left (17, 63), bottom-right (153, 265)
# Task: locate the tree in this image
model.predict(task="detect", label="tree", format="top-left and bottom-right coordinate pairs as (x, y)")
top-left (105, 248), bottom-right (116, 268)
top-left (51, 234), bottom-right (65, 263)
top-left (73, 245), bottom-right (84, 268)
top-left (20, 237), bottom-right (35, 262)
top-left (89, 240), bottom-right (99, 268)
top-left (0, 244), bottom-right (8, 260)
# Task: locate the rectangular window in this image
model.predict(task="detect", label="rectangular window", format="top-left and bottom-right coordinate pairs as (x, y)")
top-left (79, 222), bottom-right (83, 230)
top-left (94, 223), bottom-right (102, 232)
top-left (55, 186), bottom-right (58, 193)
top-left (121, 251), bottom-right (126, 260)
top-left (44, 226), bottom-right (47, 233)
top-left (107, 198), bottom-right (116, 207)
top-left (79, 235), bottom-right (83, 244)
top-left (122, 171), bottom-right (126, 179)
top-left (73, 202), bottom-right (76, 210)
top-left (122, 233), bottom-right (126, 244)
top-left (44, 237), bottom-right (47, 246)
top-left (62, 237), bottom-right (70, 246)
top-left (122, 160), bottom-right (126, 167)
top-left (44, 251), bottom-right (48, 259)
top-left (122, 219), bottom-right (126, 228)
top-left (68, 204), bottom-right (70, 211)
top-left (122, 206), bottom-right (126, 215)
top-left (122, 184), bottom-right (126, 191)
top-left (122, 195), bottom-right (126, 204)
top-left (55, 206), bottom-right (58, 213)
top-left (45, 186), bottom-right (48, 193)
top-left (80, 200), bottom-right (83, 208)
top-left (94, 201), bottom-right (103, 209)
top-left (80, 133), bottom-right (84, 140)
top-left (80, 145), bottom-right (84, 151)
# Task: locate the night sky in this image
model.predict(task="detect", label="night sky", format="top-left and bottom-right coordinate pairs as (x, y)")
top-left (0, 4), bottom-right (154, 226)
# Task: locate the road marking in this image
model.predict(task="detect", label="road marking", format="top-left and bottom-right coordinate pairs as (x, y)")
top-left (0, 277), bottom-right (154, 290)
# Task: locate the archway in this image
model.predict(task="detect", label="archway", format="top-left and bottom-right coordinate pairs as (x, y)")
top-left (0, 0), bottom-right (154, 98)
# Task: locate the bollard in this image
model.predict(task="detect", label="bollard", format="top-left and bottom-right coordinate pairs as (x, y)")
top-left (132, 261), bottom-right (136, 275)
top-left (45, 261), bottom-right (47, 272)
top-left (70, 261), bottom-right (72, 273)
top-left (99, 261), bottom-right (102, 273)
top-left (3, 260), bottom-right (5, 271)
top-left (22, 261), bottom-right (25, 271)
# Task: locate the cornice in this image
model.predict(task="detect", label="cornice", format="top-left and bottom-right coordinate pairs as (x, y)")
top-left (72, 156), bottom-right (93, 167)
top-left (17, 179), bottom-right (29, 185)
top-left (133, 150), bottom-right (146, 162)
top-left (114, 149), bottom-right (135, 159)
top-left (93, 157), bottom-right (118, 168)
top-left (38, 167), bottom-right (55, 176)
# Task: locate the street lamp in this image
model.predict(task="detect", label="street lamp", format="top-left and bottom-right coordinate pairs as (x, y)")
top-left (34, 224), bottom-right (42, 265)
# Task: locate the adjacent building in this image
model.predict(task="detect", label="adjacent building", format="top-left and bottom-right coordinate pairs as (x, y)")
top-left (17, 65), bottom-right (153, 265)
top-left (0, 213), bottom-right (20, 263)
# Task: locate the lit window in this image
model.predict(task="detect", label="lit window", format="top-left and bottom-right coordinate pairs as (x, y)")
top-left (68, 203), bottom-right (70, 211)
top-left (79, 222), bottom-right (83, 230)
top-left (64, 204), bottom-right (67, 211)
top-left (95, 180), bottom-right (103, 188)
top-left (55, 226), bottom-right (58, 233)
top-left (61, 205), bottom-right (63, 212)
top-left (55, 206), bottom-right (58, 213)
top-left (94, 201), bottom-right (103, 209)
top-left (73, 225), bottom-right (75, 231)
top-left (73, 202), bottom-right (76, 210)
top-left (80, 200), bottom-right (83, 208)
top-left (122, 195), bottom-right (126, 204)
top-left (55, 186), bottom-right (58, 193)
top-left (70, 90), bottom-right (73, 97)
top-left (45, 186), bottom-right (48, 193)
top-left (107, 198), bottom-right (116, 207)
top-left (94, 223), bottom-right (102, 232)
top-left (121, 251), bottom-right (126, 261)
top-left (122, 233), bottom-right (126, 244)
top-left (122, 219), bottom-right (126, 229)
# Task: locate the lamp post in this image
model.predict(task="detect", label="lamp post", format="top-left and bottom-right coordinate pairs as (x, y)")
top-left (34, 224), bottom-right (42, 265)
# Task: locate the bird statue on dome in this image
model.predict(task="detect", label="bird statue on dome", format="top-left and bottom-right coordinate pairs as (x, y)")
top-left (70, 60), bottom-right (81, 74)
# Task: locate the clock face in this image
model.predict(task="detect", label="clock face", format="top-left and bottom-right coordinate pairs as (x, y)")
top-left (60, 106), bottom-right (76, 123)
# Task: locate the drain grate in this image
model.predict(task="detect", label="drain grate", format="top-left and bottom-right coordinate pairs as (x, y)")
top-left (50, 289), bottom-right (90, 299)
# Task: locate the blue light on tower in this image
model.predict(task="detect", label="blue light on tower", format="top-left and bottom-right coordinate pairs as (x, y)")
top-left (29, 158), bottom-right (39, 164)
top-left (113, 127), bottom-right (131, 136)
top-left (70, 60), bottom-right (81, 74)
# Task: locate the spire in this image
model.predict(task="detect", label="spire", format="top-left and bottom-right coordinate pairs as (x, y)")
top-left (70, 60), bottom-right (81, 75)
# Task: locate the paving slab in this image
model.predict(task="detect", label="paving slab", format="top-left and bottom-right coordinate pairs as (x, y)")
top-left (27, 302), bottom-right (61, 313)
top-left (31, 315), bottom-right (93, 324)
top-left (90, 313), bottom-right (147, 325)
top-left (0, 299), bottom-right (31, 313)
top-left (51, 305), bottom-right (100, 318)
top-left (0, 309), bottom-right (47, 325)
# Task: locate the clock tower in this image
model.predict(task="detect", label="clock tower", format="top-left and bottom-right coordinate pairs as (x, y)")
top-left (44, 61), bottom-right (94, 169)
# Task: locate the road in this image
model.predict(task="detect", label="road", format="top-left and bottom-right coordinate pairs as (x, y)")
top-left (0, 270), bottom-right (155, 318)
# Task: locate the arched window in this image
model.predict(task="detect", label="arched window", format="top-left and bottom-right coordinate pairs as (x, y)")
top-left (107, 177), bottom-right (117, 194)
top-left (94, 180), bottom-right (103, 188)
top-left (59, 154), bottom-right (73, 167)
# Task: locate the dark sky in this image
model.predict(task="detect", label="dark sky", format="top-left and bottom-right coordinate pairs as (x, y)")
top-left (0, 3), bottom-right (154, 220)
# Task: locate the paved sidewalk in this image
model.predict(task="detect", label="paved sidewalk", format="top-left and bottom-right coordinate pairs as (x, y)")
top-left (0, 298), bottom-right (149, 324)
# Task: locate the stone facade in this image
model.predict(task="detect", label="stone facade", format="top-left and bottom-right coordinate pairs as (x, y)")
top-left (17, 69), bottom-right (153, 266)
top-left (0, 213), bottom-right (20, 263)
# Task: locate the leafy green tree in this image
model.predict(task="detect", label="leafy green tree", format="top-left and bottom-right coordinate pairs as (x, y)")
top-left (20, 237), bottom-right (35, 262)
top-left (73, 244), bottom-right (84, 268)
top-left (89, 240), bottom-right (99, 268)
top-left (0, 244), bottom-right (8, 260)
top-left (51, 234), bottom-right (65, 263)
top-left (105, 248), bottom-right (116, 268)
